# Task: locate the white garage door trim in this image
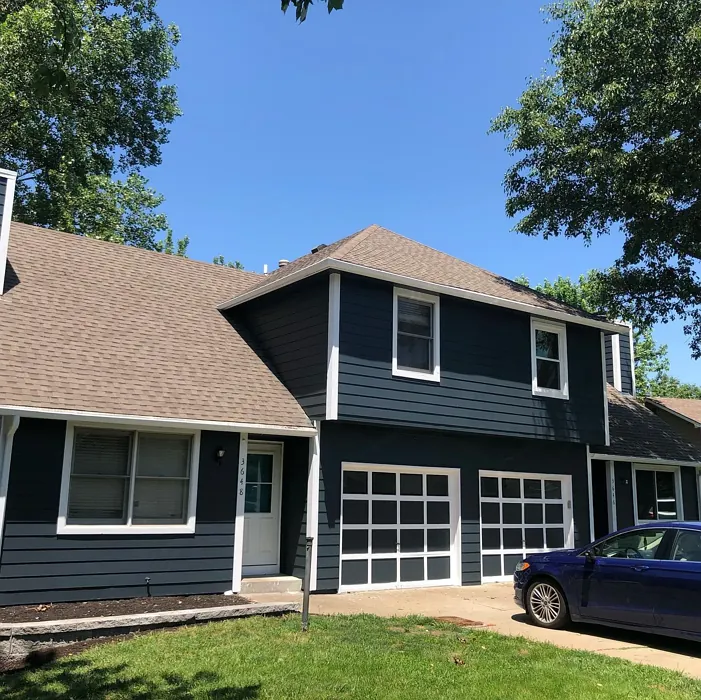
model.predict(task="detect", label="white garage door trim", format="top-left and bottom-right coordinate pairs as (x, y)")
top-left (339, 463), bottom-right (461, 592)
top-left (479, 470), bottom-right (574, 583)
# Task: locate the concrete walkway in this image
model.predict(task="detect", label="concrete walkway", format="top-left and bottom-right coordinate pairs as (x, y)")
top-left (252, 583), bottom-right (701, 678)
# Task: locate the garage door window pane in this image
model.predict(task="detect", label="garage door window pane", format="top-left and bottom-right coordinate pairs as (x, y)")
top-left (481, 528), bottom-right (500, 550)
top-left (544, 480), bottom-right (562, 499)
top-left (524, 503), bottom-right (543, 524)
top-left (546, 528), bottom-right (565, 549)
top-left (400, 501), bottom-right (424, 524)
top-left (482, 555), bottom-right (502, 577)
top-left (426, 475), bottom-right (449, 496)
top-left (372, 472), bottom-right (396, 495)
top-left (372, 559), bottom-right (397, 584)
top-left (372, 529), bottom-right (397, 554)
top-left (427, 501), bottom-right (450, 524)
top-left (373, 501), bottom-right (397, 525)
top-left (400, 557), bottom-right (424, 582)
top-left (503, 528), bottom-right (522, 549)
top-left (342, 530), bottom-right (368, 555)
top-left (481, 502), bottom-right (500, 524)
top-left (502, 478), bottom-right (521, 499)
top-left (524, 479), bottom-right (542, 499)
top-left (400, 473), bottom-right (423, 496)
top-left (427, 528), bottom-right (451, 552)
top-left (343, 471), bottom-right (367, 495)
top-left (525, 528), bottom-right (544, 548)
top-left (400, 529), bottom-right (424, 553)
top-left (343, 500), bottom-right (368, 525)
top-left (545, 504), bottom-right (564, 524)
top-left (502, 503), bottom-right (522, 524)
top-left (480, 476), bottom-right (499, 498)
top-left (427, 556), bottom-right (451, 580)
top-left (341, 560), bottom-right (368, 586)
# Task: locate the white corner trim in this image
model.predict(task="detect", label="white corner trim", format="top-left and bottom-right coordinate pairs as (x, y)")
top-left (56, 423), bottom-right (201, 535)
top-left (0, 170), bottom-right (17, 297)
top-left (530, 317), bottom-right (569, 400)
top-left (306, 421), bottom-right (321, 591)
top-left (611, 333), bottom-right (622, 391)
top-left (217, 258), bottom-right (629, 335)
top-left (601, 332), bottom-right (610, 446)
top-left (326, 273), bottom-right (341, 420)
top-left (231, 432), bottom-right (248, 593)
top-left (392, 287), bottom-right (441, 383)
top-left (0, 415), bottom-right (20, 561)
top-left (0, 404), bottom-right (317, 436)
top-left (586, 445), bottom-right (595, 543)
top-left (628, 324), bottom-right (637, 396)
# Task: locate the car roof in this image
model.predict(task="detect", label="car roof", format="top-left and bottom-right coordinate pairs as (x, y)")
top-left (625, 521), bottom-right (701, 531)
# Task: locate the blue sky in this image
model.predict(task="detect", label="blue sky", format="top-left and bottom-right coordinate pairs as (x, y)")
top-left (149, 0), bottom-right (697, 382)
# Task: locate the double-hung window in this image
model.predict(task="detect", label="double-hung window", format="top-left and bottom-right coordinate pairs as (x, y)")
top-left (58, 426), bottom-right (199, 534)
top-left (634, 466), bottom-right (681, 522)
top-left (531, 319), bottom-right (569, 399)
top-left (392, 288), bottom-right (440, 382)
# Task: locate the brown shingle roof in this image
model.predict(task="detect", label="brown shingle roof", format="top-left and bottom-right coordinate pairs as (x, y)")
top-left (596, 386), bottom-right (701, 462)
top-left (226, 224), bottom-right (618, 324)
top-left (645, 397), bottom-right (701, 427)
top-left (0, 223), bottom-right (313, 430)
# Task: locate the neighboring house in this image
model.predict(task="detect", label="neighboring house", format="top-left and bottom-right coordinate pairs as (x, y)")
top-left (645, 397), bottom-right (701, 450)
top-left (0, 167), bottom-right (700, 606)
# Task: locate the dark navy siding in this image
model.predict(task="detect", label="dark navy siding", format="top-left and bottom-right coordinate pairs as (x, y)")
top-left (0, 176), bottom-right (6, 222)
top-left (233, 275), bottom-right (328, 419)
top-left (338, 274), bottom-right (606, 444)
top-left (681, 466), bottom-right (700, 521)
top-left (317, 421), bottom-right (589, 591)
top-left (604, 332), bottom-right (634, 395)
top-left (614, 462), bottom-right (635, 529)
top-left (0, 419), bottom-right (240, 605)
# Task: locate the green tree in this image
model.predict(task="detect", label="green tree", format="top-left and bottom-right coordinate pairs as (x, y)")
top-left (515, 271), bottom-right (696, 397)
top-left (492, 0), bottom-right (701, 358)
top-left (213, 255), bottom-right (244, 270)
top-left (0, 0), bottom-right (185, 252)
top-left (281, 0), bottom-right (343, 23)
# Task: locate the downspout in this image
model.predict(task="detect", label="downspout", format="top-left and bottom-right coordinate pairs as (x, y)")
top-left (0, 415), bottom-right (20, 561)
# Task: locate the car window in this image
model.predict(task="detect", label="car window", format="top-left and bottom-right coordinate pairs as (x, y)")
top-left (592, 529), bottom-right (667, 560)
top-left (670, 530), bottom-right (701, 562)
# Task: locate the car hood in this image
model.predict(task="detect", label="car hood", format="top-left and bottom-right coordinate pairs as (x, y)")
top-left (526, 548), bottom-right (581, 563)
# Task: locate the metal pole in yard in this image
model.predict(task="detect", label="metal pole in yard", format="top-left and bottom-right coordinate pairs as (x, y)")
top-left (302, 536), bottom-right (313, 631)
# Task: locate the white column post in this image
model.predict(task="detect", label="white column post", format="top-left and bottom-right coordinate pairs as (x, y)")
top-left (230, 432), bottom-right (248, 593)
top-left (0, 415), bottom-right (20, 561)
top-left (306, 421), bottom-right (321, 591)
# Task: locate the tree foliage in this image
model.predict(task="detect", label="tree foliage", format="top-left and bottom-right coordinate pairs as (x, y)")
top-left (492, 0), bottom-right (701, 358)
top-left (213, 255), bottom-right (244, 270)
top-left (516, 271), bottom-right (701, 398)
top-left (0, 0), bottom-right (186, 252)
top-left (281, 0), bottom-right (343, 23)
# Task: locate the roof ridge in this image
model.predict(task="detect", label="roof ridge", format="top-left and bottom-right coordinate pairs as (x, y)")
top-left (332, 224), bottom-right (381, 260)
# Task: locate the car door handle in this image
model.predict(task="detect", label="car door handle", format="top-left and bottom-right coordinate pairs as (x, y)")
top-left (632, 565), bottom-right (649, 572)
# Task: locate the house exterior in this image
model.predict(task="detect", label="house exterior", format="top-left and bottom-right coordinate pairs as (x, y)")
top-left (1, 167), bottom-right (700, 605)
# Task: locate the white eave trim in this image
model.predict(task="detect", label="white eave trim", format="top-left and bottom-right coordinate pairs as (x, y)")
top-left (217, 259), bottom-right (628, 335)
top-left (589, 453), bottom-right (701, 467)
top-left (644, 400), bottom-right (701, 429)
top-left (0, 405), bottom-right (317, 436)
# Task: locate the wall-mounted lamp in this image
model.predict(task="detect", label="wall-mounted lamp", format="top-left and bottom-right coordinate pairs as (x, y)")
top-left (215, 447), bottom-right (226, 466)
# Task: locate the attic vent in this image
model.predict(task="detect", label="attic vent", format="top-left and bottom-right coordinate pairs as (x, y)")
top-left (278, 259), bottom-right (289, 269)
top-left (311, 244), bottom-right (328, 254)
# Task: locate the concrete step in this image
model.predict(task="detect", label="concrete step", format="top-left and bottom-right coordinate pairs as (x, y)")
top-left (240, 575), bottom-right (302, 595)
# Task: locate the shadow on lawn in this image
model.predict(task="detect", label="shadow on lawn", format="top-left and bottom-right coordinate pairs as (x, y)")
top-left (0, 657), bottom-right (260, 700)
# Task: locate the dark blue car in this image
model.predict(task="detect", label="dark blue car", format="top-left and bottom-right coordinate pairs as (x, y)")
top-left (514, 522), bottom-right (701, 640)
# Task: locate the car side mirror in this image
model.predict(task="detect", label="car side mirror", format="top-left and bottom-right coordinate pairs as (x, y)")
top-left (584, 549), bottom-right (596, 561)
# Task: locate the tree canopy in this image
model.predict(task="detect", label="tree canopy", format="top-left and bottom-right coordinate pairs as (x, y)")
top-left (492, 0), bottom-right (701, 358)
top-left (0, 0), bottom-right (186, 253)
top-left (281, 0), bottom-right (343, 23)
top-left (517, 271), bottom-right (700, 398)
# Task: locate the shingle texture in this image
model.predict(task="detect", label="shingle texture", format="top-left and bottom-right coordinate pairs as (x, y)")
top-left (597, 386), bottom-right (701, 462)
top-left (234, 224), bottom-right (613, 322)
top-left (0, 223), bottom-right (313, 430)
top-left (645, 397), bottom-right (701, 426)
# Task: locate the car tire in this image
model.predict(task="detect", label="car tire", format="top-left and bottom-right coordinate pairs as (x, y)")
top-left (526, 580), bottom-right (569, 630)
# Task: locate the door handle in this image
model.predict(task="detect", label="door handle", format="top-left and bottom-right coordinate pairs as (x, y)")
top-left (632, 565), bottom-right (649, 572)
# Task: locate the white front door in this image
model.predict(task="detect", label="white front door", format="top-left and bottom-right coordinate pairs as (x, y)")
top-left (243, 443), bottom-right (282, 575)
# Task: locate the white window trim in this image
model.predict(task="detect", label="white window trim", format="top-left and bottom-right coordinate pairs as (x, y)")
top-left (392, 287), bottom-right (440, 382)
top-left (531, 318), bottom-right (569, 400)
top-left (631, 463), bottom-right (683, 525)
top-left (57, 422), bottom-right (201, 535)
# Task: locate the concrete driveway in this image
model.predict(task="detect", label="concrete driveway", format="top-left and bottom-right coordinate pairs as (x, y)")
top-left (252, 583), bottom-right (701, 678)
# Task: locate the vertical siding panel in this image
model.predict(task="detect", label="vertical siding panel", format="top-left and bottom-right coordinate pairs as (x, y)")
top-left (614, 462), bottom-right (635, 528)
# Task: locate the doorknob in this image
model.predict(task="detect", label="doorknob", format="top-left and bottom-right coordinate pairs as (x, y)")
top-left (632, 565), bottom-right (649, 572)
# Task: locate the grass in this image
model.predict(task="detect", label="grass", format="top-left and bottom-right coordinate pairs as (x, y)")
top-left (1, 614), bottom-right (700, 699)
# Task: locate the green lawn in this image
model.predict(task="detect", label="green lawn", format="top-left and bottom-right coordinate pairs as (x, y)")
top-left (2, 614), bottom-right (700, 699)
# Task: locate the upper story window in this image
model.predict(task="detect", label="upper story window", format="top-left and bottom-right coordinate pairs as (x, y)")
top-left (531, 318), bottom-right (569, 399)
top-left (392, 288), bottom-right (440, 382)
top-left (58, 425), bottom-right (199, 535)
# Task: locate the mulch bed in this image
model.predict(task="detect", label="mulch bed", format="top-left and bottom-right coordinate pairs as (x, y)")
top-left (0, 593), bottom-right (251, 624)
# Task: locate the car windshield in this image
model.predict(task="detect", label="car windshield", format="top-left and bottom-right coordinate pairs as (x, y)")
top-left (592, 529), bottom-right (666, 560)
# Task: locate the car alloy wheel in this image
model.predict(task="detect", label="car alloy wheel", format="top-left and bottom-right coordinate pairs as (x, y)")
top-left (529, 582), bottom-right (562, 625)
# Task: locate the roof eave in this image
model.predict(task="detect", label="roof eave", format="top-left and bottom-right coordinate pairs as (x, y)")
top-left (218, 258), bottom-right (629, 334)
top-left (589, 452), bottom-right (701, 467)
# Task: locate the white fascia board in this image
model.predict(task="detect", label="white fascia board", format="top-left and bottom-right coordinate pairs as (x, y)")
top-left (218, 258), bottom-right (628, 335)
top-left (589, 453), bottom-right (701, 467)
top-left (0, 405), bottom-right (317, 436)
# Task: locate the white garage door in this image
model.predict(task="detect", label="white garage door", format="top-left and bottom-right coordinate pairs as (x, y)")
top-left (479, 470), bottom-right (574, 582)
top-left (339, 464), bottom-right (461, 591)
